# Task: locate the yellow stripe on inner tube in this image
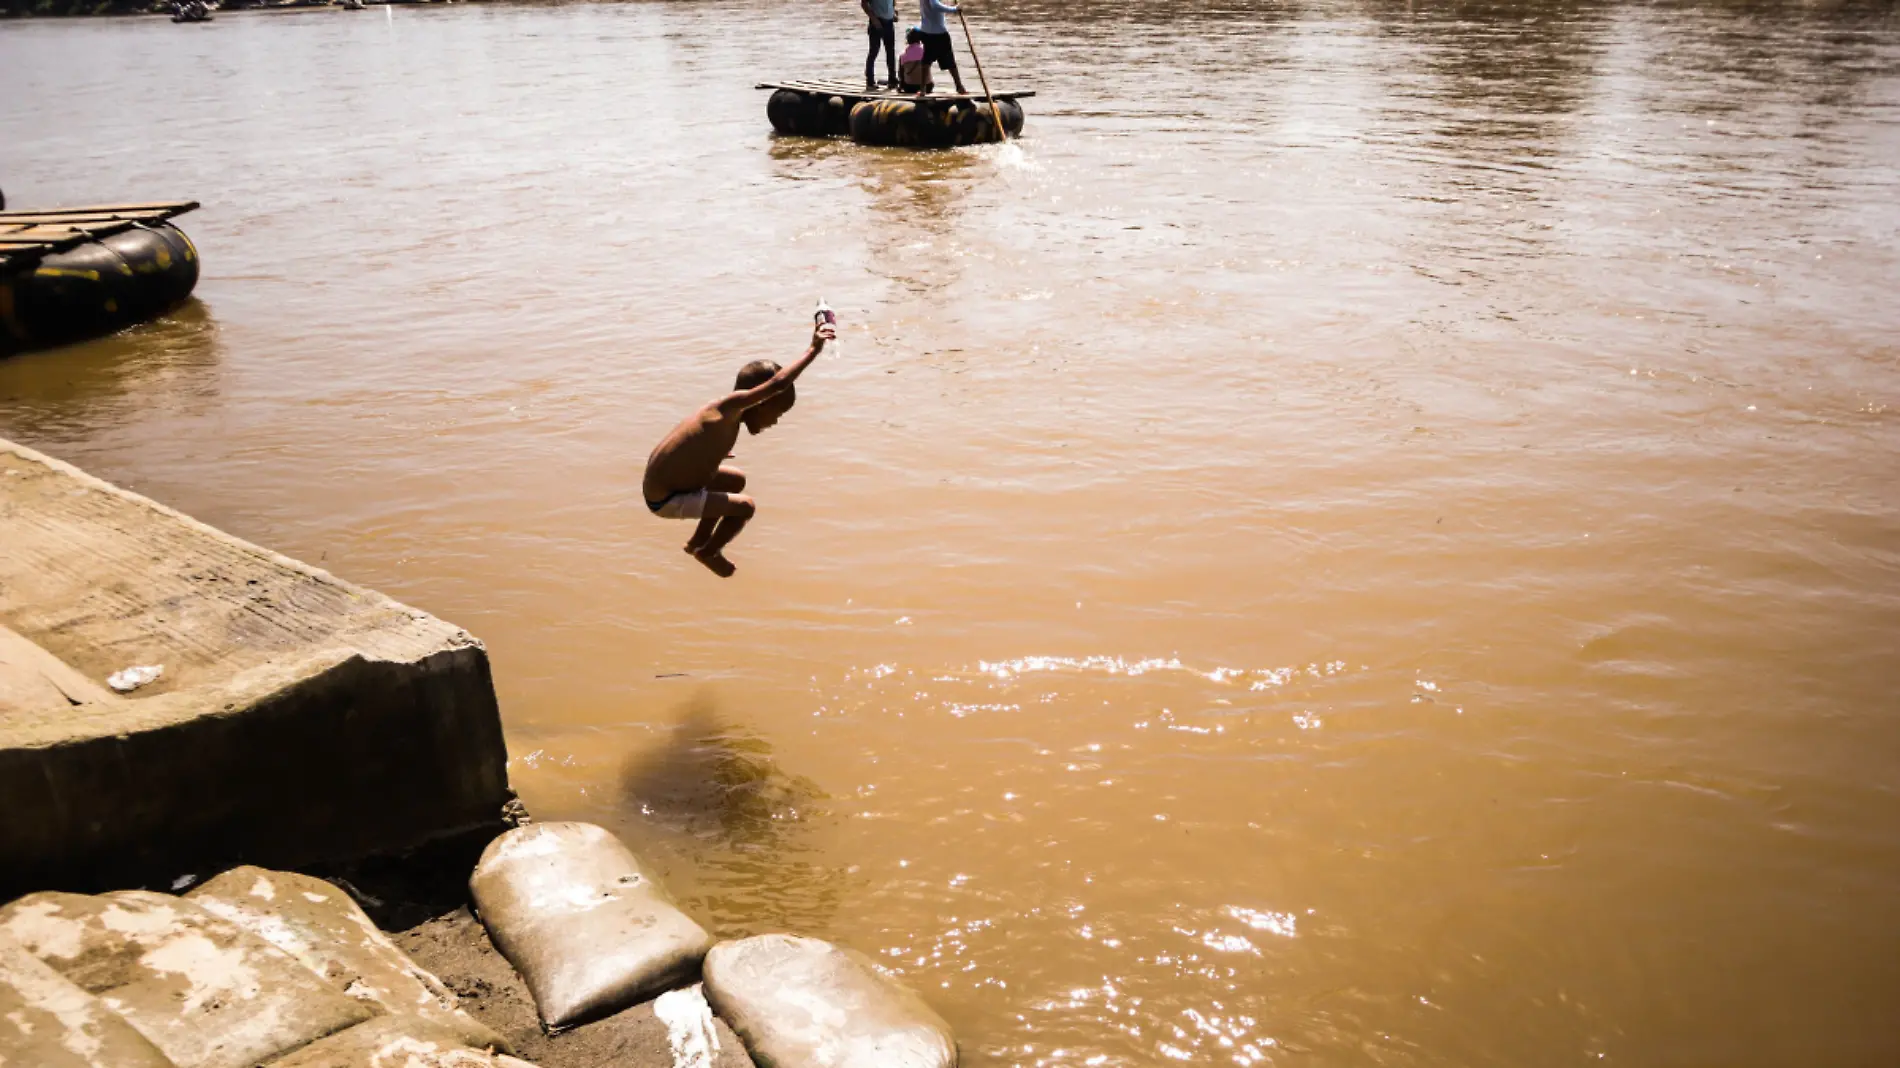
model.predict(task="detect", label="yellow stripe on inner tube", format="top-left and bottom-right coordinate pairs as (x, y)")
top-left (34, 267), bottom-right (101, 281)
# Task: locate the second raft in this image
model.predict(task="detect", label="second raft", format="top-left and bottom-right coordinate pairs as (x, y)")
top-left (0, 202), bottom-right (201, 358)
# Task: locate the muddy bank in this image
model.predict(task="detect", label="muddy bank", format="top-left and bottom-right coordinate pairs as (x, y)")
top-left (2, 829), bottom-right (751, 1068)
top-left (397, 908), bottom-right (751, 1068)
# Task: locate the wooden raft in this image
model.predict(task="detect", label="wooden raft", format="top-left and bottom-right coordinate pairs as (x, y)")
top-left (0, 201), bottom-right (200, 275)
top-left (757, 78), bottom-right (1035, 106)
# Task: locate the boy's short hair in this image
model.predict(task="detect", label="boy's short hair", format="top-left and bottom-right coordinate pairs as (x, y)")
top-left (736, 359), bottom-right (779, 390)
top-left (737, 359), bottom-right (793, 407)
top-left (906, 26), bottom-right (924, 42)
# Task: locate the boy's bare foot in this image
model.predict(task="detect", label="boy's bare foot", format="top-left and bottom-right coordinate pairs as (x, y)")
top-left (693, 549), bottom-right (736, 577)
top-left (683, 540), bottom-right (708, 556)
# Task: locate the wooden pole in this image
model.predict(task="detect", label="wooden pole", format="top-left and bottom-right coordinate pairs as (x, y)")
top-left (955, 7), bottom-right (1009, 144)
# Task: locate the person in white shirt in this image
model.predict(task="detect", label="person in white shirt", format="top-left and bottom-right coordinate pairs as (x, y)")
top-left (916, 0), bottom-right (969, 95)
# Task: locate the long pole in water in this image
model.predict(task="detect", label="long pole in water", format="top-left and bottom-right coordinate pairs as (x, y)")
top-left (955, 7), bottom-right (1009, 144)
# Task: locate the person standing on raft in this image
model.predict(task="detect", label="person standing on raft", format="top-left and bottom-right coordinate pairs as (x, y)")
top-left (863, 0), bottom-right (899, 90)
top-left (917, 0), bottom-right (969, 94)
top-left (642, 318), bottom-right (834, 577)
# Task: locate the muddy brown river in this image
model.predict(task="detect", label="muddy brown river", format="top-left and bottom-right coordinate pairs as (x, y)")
top-left (4, 0), bottom-right (1898, 1063)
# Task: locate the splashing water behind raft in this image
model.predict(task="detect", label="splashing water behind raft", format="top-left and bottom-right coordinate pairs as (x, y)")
top-left (986, 140), bottom-right (1033, 171)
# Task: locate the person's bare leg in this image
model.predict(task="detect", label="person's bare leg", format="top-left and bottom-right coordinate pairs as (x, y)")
top-left (686, 491), bottom-right (755, 577)
top-left (684, 467), bottom-right (745, 555)
top-left (695, 511), bottom-right (751, 572)
top-left (683, 513), bottom-right (719, 556)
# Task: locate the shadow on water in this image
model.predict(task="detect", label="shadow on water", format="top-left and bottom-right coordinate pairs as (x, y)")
top-left (615, 691), bottom-right (849, 935)
top-left (617, 690), bottom-right (828, 843)
top-left (0, 299), bottom-right (224, 444)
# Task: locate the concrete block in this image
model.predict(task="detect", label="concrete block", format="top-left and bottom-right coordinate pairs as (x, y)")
top-left (0, 928), bottom-right (178, 1068)
top-left (0, 438), bottom-right (511, 898)
top-left (0, 890), bottom-right (375, 1068)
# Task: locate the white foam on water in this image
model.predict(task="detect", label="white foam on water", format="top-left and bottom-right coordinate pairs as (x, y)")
top-left (653, 984), bottom-right (720, 1068)
top-left (991, 141), bottom-right (1037, 171)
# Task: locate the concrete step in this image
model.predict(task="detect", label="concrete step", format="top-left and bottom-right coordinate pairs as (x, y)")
top-left (0, 437), bottom-right (512, 899)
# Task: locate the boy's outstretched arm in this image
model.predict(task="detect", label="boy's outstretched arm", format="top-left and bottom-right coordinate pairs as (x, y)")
top-left (717, 322), bottom-right (834, 416)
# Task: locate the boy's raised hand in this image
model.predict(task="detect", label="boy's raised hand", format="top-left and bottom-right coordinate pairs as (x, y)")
top-left (812, 322), bottom-right (837, 349)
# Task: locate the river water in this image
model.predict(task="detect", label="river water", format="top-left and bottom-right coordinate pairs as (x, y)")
top-left (4, 1), bottom-right (1899, 1063)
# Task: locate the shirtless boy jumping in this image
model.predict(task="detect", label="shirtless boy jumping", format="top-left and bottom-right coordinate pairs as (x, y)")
top-left (642, 319), bottom-right (834, 577)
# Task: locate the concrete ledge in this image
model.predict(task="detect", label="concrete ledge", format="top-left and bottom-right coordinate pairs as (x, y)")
top-left (0, 438), bottom-right (512, 898)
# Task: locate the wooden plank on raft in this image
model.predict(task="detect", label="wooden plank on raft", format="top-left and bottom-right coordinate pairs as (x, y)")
top-left (0, 221), bottom-right (128, 233)
top-left (0, 202), bottom-right (198, 273)
top-left (0, 213), bottom-right (175, 226)
top-left (0, 201), bottom-right (198, 219)
top-left (0, 223), bottom-right (139, 241)
top-left (795, 78), bottom-right (1033, 97)
top-left (0, 234), bottom-right (103, 246)
top-left (755, 79), bottom-right (1034, 101)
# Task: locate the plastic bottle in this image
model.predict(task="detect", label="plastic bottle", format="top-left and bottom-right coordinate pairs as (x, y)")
top-left (814, 300), bottom-right (836, 327)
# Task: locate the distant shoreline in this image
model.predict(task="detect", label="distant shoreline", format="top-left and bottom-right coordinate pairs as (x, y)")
top-left (2, 0), bottom-right (474, 18)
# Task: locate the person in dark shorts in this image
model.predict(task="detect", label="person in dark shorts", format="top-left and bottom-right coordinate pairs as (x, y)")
top-left (917, 0), bottom-right (969, 94)
top-left (862, 0), bottom-right (898, 89)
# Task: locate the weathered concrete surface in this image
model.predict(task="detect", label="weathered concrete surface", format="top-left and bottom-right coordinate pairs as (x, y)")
top-left (262, 1014), bottom-right (538, 1068)
top-left (704, 935), bottom-right (956, 1068)
top-left (0, 437), bottom-right (511, 898)
top-left (0, 928), bottom-right (178, 1068)
top-left (188, 867), bottom-right (510, 1054)
top-left (0, 890), bottom-right (376, 1068)
top-left (2, 859), bottom-right (750, 1068)
top-left (398, 907), bottom-right (753, 1068)
top-left (469, 823), bottom-right (712, 1030)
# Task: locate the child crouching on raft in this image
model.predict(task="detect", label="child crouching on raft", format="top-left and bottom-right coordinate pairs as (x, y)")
top-left (642, 318), bottom-right (833, 577)
top-left (899, 28), bottom-right (933, 94)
